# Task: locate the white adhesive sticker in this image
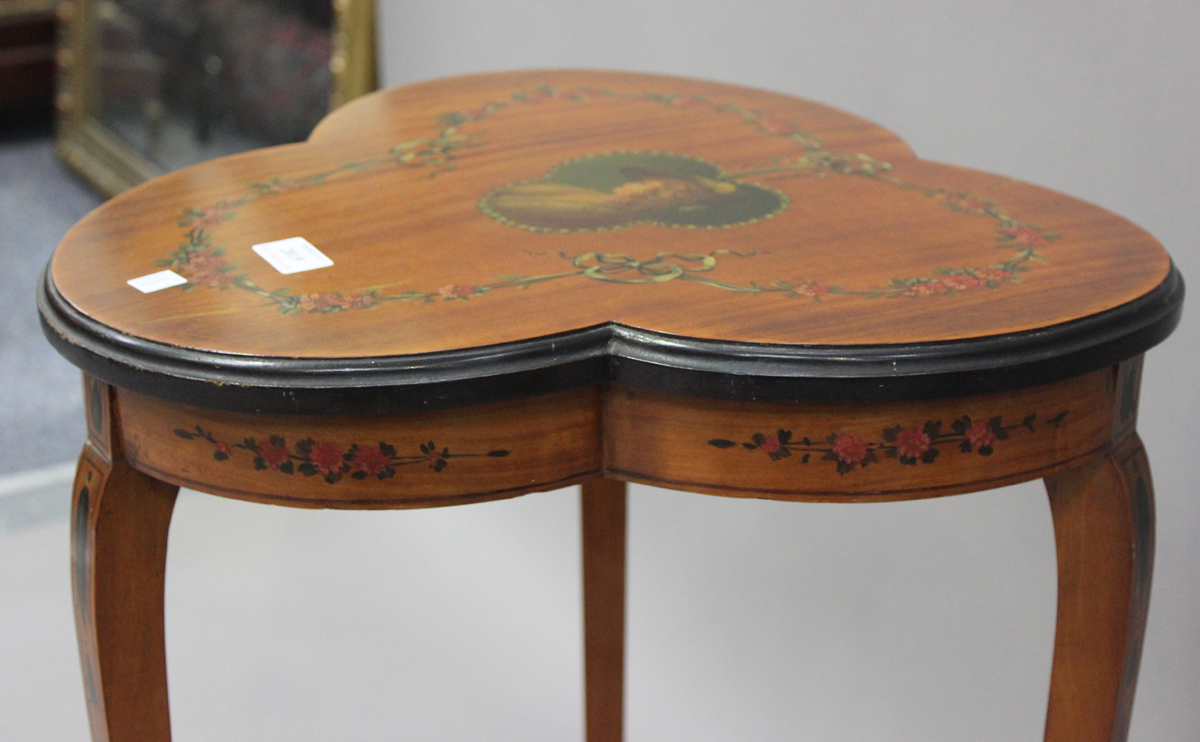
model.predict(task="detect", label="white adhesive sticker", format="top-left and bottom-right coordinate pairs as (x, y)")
top-left (251, 237), bottom-right (333, 275)
top-left (127, 270), bottom-right (188, 293)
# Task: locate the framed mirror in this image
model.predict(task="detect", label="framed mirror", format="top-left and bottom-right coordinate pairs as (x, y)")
top-left (54, 0), bottom-right (376, 196)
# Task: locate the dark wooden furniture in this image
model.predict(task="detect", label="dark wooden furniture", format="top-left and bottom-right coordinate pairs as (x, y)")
top-left (0, 0), bottom-right (55, 109)
top-left (39, 70), bottom-right (1183, 742)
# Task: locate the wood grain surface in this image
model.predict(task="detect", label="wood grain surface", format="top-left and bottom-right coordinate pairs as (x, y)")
top-left (72, 443), bottom-right (178, 742)
top-left (605, 368), bottom-right (1114, 501)
top-left (49, 70), bottom-right (1172, 360)
top-left (581, 479), bottom-right (627, 742)
top-left (1043, 434), bottom-right (1154, 742)
top-left (113, 367), bottom-right (1119, 507)
top-left (116, 384), bottom-right (603, 508)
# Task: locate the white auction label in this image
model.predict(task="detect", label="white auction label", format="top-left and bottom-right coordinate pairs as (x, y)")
top-left (127, 269), bottom-right (188, 293)
top-left (251, 237), bottom-right (334, 275)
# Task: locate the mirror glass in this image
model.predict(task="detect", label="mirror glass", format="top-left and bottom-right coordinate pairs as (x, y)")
top-left (91, 0), bottom-right (334, 172)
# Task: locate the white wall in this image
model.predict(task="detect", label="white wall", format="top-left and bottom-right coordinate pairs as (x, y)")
top-left (324, 2), bottom-right (1197, 739)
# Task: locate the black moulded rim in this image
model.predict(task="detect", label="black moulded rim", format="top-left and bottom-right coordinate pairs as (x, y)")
top-left (38, 263), bottom-right (1184, 415)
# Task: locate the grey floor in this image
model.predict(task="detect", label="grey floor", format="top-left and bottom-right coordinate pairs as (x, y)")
top-left (0, 126), bottom-right (102, 475)
top-left (0, 121), bottom-right (98, 736)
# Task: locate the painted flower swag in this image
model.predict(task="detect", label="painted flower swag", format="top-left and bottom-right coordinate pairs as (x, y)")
top-left (158, 84), bottom-right (1059, 316)
top-left (708, 410), bottom-right (1069, 475)
top-left (174, 425), bottom-right (510, 485)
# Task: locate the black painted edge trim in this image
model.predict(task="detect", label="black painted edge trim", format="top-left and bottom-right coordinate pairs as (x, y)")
top-left (38, 262), bottom-right (1184, 414)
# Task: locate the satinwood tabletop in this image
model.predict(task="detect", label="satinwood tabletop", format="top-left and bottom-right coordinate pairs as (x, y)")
top-left (39, 70), bottom-right (1182, 412)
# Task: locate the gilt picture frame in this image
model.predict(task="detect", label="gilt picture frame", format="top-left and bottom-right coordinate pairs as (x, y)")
top-left (53, 0), bottom-right (376, 197)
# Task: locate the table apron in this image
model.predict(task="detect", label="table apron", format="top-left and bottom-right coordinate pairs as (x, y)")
top-left (113, 385), bottom-right (604, 509)
top-left (107, 365), bottom-right (1126, 507)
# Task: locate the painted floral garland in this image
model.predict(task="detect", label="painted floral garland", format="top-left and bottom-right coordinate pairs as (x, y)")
top-left (707, 410), bottom-right (1069, 475)
top-left (174, 425), bottom-right (510, 484)
top-left (158, 84), bottom-right (1059, 315)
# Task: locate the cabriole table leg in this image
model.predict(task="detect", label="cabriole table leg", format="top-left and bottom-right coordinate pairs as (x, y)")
top-left (72, 443), bottom-right (179, 742)
top-left (1042, 434), bottom-right (1154, 742)
top-left (581, 478), bottom-right (628, 742)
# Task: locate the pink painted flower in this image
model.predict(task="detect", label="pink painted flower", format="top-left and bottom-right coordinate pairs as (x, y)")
top-left (438, 284), bottom-right (477, 300)
top-left (348, 293), bottom-right (378, 309)
top-left (256, 440), bottom-right (290, 469)
top-left (941, 274), bottom-right (984, 291)
top-left (975, 268), bottom-right (1013, 282)
top-left (177, 250), bottom-right (234, 288)
top-left (353, 445), bottom-right (391, 476)
top-left (1004, 225), bottom-right (1048, 247)
top-left (831, 433), bottom-right (869, 466)
top-left (214, 441), bottom-right (232, 457)
top-left (309, 442), bottom-right (345, 476)
top-left (794, 282), bottom-right (829, 297)
top-left (894, 427), bottom-right (931, 460)
top-left (965, 420), bottom-right (996, 449)
top-left (296, 293), bottom-right (354, 312)
top-left (760, 434), bottom-right (781, 455)
top-left (757, 117), bottom-right (794, 134)
top-left (296, 293), bottom-right (328, 311)
top-left (903, 281), bottom-right (950, 298)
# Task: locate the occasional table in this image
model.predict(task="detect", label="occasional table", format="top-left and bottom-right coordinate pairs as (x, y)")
top-left (39, 71), bottom-right (1182, 742)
